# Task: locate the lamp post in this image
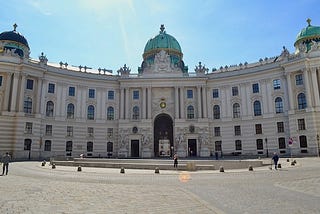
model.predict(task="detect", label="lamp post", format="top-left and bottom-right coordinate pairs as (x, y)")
top-left (265, 138), bottom-right (269, 158)
top-left (317, 134), bottom-right (320, 158)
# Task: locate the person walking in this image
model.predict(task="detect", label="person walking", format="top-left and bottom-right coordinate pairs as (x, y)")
top-left (272, 152), bottom-right (279, 170)
top-left (2, 152), bottom-right (11, 175)
top-left (173, 153), bottom-right (178, 168)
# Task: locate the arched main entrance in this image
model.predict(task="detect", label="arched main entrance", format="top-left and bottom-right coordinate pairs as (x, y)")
top-left (154, 114), bottom-right (173, 157)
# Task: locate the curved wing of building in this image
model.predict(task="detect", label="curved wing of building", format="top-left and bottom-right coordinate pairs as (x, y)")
top-left (1, 21), bottom-right (320, 160)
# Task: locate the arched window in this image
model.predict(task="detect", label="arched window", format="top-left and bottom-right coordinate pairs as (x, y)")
top-left (299, 135), bottom-right (307, 148)
top-left (132, 106), bottom-right (139, 120)
top-left (275, 97), bottom-right (283, 113)
top-left (44, 140), bottom-right (52, 151)
top-left (213, 105), bottom-right (220, 119)
top-left (187, 105), bottom-right (195, 119)
top-left (46, 101), bottom-right (54, 117)
top-left (253, 101), bottom-right (262, 116)
top-left (24, 97), bottom-right (32, 114)
top-left (67, 103), bottom-right (75, 119)
top-left (87, 141), bottom-right (93, 152)
top-left (107, 106), bottom-right (114, 120)
top-left (297, 93), bottom-right (307, 109)
top-left (87, 105), bottom-right (95, 120)
top-left (233, 103), bottom-right (240, 118)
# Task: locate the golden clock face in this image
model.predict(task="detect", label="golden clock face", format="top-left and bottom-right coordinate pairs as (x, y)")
top-left (160, 102), bottom-right (166, 108)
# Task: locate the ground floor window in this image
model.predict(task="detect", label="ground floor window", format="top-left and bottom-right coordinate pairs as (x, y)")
top-left (44, 140), bottom-right (52, 151)
top-left (215, 141), bottom-right (222, 151)
top-left (24, 139), bottom-right (32, 150)
top-left (299, 135), bottom-right (307, 148)
top-left (256, 139), bottom-right (263, 150)
top-left (235, 140), bottom-right (242, 150)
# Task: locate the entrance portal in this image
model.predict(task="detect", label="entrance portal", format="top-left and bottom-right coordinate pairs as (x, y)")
top-left (154, 114), bottom-right (173, 157)
top-left (131, 140), bottom-right (139, 157)
top-left (188, 139), bottom-right (197, 157)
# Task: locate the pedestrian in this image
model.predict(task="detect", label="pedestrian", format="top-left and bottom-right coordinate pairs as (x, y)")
top-left (2, 152), bottom-right (11, 175)
top-left (173, 153), bottom-right (178, 168)
top-left (272, 152), bottom-right (279, 170)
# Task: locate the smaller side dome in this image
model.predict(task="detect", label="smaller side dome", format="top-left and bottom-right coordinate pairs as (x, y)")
top-left (294, 18), bottom-right (320, 52)
top-left (0, 23), bottom-right (30, 57)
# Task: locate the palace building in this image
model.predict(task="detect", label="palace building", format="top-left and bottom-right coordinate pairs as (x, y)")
top-left (0, 20), bottom-right (320, 160)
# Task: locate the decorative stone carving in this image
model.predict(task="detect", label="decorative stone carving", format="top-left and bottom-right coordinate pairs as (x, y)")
top-left (154, 50), bottom-right (170, 71)
top-left (298, 43), bottom-right (307, 53)
top-left (310, 41), bottom-right (320, 52)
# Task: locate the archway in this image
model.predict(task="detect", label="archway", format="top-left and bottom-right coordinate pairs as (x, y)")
top-left (154, 114), bottom-right (173, 157)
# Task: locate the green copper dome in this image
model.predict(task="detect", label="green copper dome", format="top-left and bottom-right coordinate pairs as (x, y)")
top-left (294, 18), bottom-right (320, 47)
top-left (143, 25), bottom-right (182, 60)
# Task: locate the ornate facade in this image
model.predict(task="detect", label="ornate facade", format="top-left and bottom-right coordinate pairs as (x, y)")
top-left (1, 20), bottom-right (320, 160)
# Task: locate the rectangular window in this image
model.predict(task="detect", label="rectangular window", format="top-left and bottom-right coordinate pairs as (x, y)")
top-left (278, 138), bottom-right (286, 149)
top-left (88, 127), bottom-right (94, 137)
top-left (273, 79), bottom-right (281, 90)
top-left (108, 90), bottom-right (115, 100)
top-left (69, 87), bottom-right (75, 96)
top-left (234, 125), bottom-right (241, 136)
top-left (0, 76), bottom-right (2, 86)
top-left (255, 124), bottom-right (262, 134)
top-left (235, 140), bottom-right (242, 150)
top-left (67, 126), bottom-right (73, 137)
top-left (215, 141), bottom-right (222, 151)
top-left (26, 79), bottom-right (34, 90)
top-left (295, 74), bottom-right (303, 85)
top-left (89, 89), bottom-right (95, 98)
top-left (277, 122), bottom-right (284, 133)
top-left (232, 86), bottom-right (239, 96)
top-left (133, 90), bottom-right (139, 100)
top-left (212, 89), bottom-right (219, 98)
top-left (214, 127), bottom-right (221, 137)
top-left (107, 128), bottom-right (113, 137)
top-left (187, 89), bottom-right (193, 99)
top-left (298, 119), bottom-right (306, 130)
top-left (25, 122), bottom-right (33, 134)
top-left (256, 139), bottom-right (263, 150)
top-left (44, 140), bottom-right (52, 151)
top-left (45, 125), bottom-right (52, 136)
top-left (252, 83), bottom-right (259, 93)
top-left (48, 83), bottom-right (55, 93)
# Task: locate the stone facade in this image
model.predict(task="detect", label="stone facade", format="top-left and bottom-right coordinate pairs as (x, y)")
top-left (1, 23), bottom-right (320, 160)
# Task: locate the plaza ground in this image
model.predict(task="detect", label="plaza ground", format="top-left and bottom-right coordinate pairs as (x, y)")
top-left (0, 157), bottom-right (319, 214)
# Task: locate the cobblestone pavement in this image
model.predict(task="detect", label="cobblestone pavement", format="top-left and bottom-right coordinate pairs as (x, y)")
top-left (0, 158), bottom-right (319, 214)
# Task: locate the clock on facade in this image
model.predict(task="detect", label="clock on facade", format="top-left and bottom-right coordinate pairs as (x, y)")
top-left (160, 102), bottom-right (166, 108)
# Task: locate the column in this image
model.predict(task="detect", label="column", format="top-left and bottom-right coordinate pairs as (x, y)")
top-left (142, 87), bottom-right (146, 119)
top-left (262, 80), bottom-right (268, 114)
top-left (101, 89), bottom-right (106, 119)
top-left (311, 68), bottom-right (320, 107)
top-left (56, 83), bottom-right (63, 117)
top-left (197, 86), bottom-right (202, 118)
top-left (207, 87), bottom-right (213, 119)
top-left (266, 81), bottom-right (273, 113)
top-left (35, 78), bottom-right (43, 114)
top-left (96, 88), bottom-right (102, 119)
top-left (18, 73), bottom-right (26, 112)
top-left (303, 69), bottom-right (313, 108)
top-left (221, 87), bottom-right (227, 118)
top-left (61, 85), bottom-right (67, 117)
top-left (240, 83), bottom-right (247, 116)
top-left (225, 87), bottom-right (231, 118)
top-left (3, 73), bottom-right (12, 111)
top-left (179, 87), bottom-right (184, 119)
top-left (246, 84), bottom-right (252, 115)
top-left (175, 86), bottom-right (179, 118)
top-left (40, 80), bottom-right (47, 115)
top-left (10, 73), bottom-right (19, 112)
top-left (125, 88), bottom-right (130, 119)
top-left (120, 88), bottom-right (124, 119)
top-left (76, 85), bottom-right (82, 118)
top-left (81, 87), bottom-right (86, 118)
top-left (202, 86), bottom-right (207, 118)
top-left (147, 87), bottom-right (152, 119)
top-left (286, 73), bottom-right (294, 110)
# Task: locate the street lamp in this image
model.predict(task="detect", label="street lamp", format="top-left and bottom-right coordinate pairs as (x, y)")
top-left (265, 138), bottom-right (269, 158)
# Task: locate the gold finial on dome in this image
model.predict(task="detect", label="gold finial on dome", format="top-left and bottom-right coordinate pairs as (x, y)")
top-left (13, 23), bottom-right (18, 31)
top-left (307, 18), bottom-right (311, 26)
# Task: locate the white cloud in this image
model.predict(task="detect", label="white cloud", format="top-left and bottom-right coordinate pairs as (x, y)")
top-left (27, 0), bottom-right (53, 15)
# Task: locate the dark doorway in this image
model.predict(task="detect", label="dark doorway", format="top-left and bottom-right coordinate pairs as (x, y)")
top-left (188, 139), bottom-right (197, 157)
top-left (131, 140), bottom-right (139, 157)
top-left (154, 114), bottom-right (173, 157)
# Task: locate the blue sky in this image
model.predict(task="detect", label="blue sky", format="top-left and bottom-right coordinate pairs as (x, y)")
top-left (1, 0), bottom-right (319, 73)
